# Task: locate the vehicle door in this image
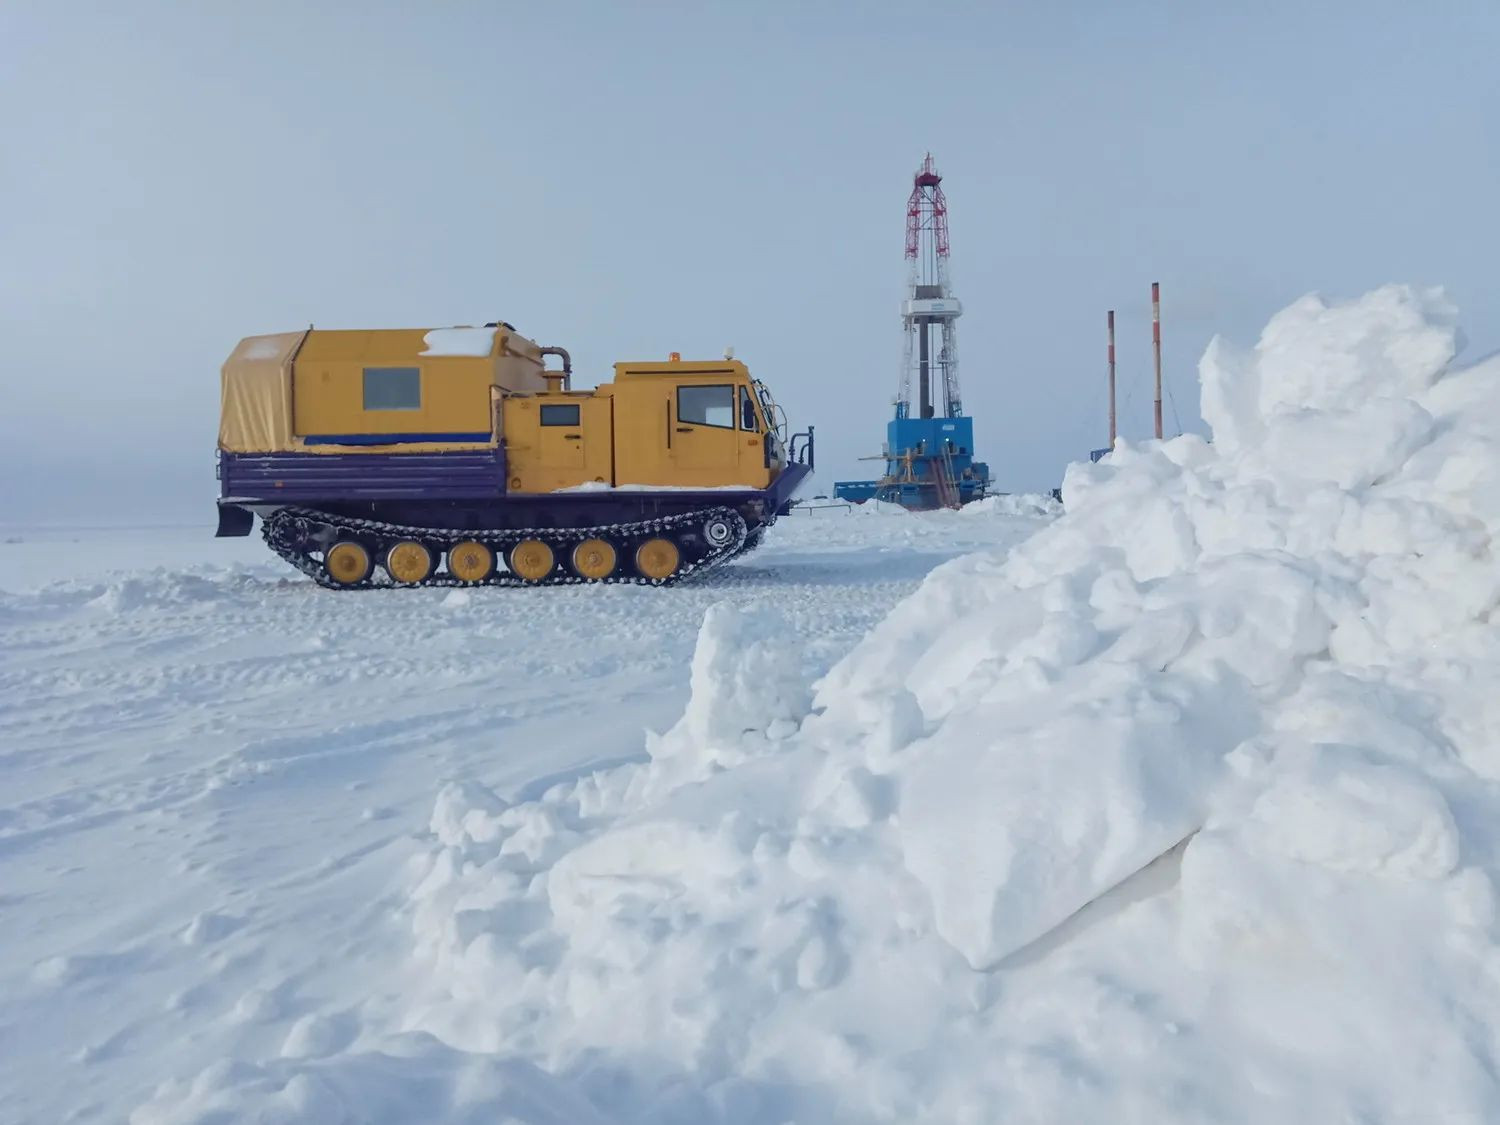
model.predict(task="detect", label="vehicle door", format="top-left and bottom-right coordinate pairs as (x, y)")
top-left (669, 381), bottom-right (742, 484)
top-left (735, 383), bottom-right (772, 488)
top-left (536, 401), bottom-right (586, 474)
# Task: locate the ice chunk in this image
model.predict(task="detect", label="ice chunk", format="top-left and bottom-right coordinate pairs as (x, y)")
top-left (1199, 284), bottom-right (1457, 454)
top-left (899, 673), bottom-right (1253, 968)
top-left (1239, 744), bottom-right (1460, 880)
top-left (652, 603), bottom-right (810, 765)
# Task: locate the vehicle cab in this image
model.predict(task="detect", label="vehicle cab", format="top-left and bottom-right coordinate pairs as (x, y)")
top-left (606, 358), bottom-right (782, 490)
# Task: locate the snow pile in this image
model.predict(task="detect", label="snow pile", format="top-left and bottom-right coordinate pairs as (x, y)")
top-left (419, 327), bottom-right (497, 357)
top-left (388, 285), bottom-right (1500, 1121)
top-left (146, 285), bottom-right (1500, 1121)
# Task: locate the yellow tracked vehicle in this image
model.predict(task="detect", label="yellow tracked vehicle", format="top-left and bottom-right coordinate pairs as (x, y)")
top-left (215, 322), bottom-right (813, 588)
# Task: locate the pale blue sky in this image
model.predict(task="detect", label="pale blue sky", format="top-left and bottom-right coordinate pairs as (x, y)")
top-left (3, 0), bottom-right (1497, 523)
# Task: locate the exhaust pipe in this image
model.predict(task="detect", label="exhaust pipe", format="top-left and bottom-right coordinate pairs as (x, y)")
top-left (539, 346), bottom-right (572, 391)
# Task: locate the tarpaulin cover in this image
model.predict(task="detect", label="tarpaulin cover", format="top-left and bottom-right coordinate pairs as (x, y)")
top-left (218, 331), bottom-right (306, 452)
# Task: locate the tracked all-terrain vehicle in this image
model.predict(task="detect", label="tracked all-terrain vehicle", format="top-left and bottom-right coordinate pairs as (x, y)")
top-left (215, 323), bottom-right (813, 588)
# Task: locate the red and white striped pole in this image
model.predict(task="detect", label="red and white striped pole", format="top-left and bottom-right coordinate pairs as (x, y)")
top-left (1107, 309), bottom-right (1117, 448)
top-left (1152, 282), bottom-right (1163, 440)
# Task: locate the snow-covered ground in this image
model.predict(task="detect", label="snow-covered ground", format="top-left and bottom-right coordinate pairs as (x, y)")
top-left (9, 283), bottom-right (1500, 1124)
top-left (0, 500), bottom-right (1053, 1124)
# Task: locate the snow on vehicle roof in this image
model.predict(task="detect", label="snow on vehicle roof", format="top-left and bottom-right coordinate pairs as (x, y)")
top-left (241, 336), bottom-right (289, 360)
top-left (418, 326), bottom-right (496, 357)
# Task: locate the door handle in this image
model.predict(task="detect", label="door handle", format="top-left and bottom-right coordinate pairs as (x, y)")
top-left (564, 433), bottom-right (581, 440)
top-left (675, 426), bottom-right (692, 433)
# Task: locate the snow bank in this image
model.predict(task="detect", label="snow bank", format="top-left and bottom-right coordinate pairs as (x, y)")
top-left (153, 284), bottom-right (1500, 1120)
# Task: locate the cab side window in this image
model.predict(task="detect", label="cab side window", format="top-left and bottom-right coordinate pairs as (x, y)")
top-left (739, 386), bottom-right (759, 431)
top-left (678, 385), bottom-right (734, 429)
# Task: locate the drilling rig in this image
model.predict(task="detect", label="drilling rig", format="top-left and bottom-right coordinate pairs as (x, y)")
top-left (835, 153), bottom-right (991, 510)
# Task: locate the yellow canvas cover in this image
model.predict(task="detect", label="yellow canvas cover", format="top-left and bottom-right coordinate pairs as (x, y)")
top-left (219, 331), bottom-right (306, 452)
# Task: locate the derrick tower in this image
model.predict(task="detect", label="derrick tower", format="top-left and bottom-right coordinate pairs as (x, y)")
top-left (833, 153), bottom-right (991, 510)
top-left (899, 153), bottom-right (963, 420)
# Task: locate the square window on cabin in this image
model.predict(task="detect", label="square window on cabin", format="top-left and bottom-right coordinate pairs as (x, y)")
top-left (678, 385), bottom-right (734, 429)
top-left (362, 367), bottom-right (421, 411)
top-left (540, 403), bottom-right (581, 426)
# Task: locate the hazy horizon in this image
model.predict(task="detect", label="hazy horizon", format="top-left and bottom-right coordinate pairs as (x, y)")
top-left (5, 0), bottom-right (1497, 526)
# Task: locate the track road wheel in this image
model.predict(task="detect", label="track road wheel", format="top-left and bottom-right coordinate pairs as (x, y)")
top-left (702, 514), bottom-right (736, 550)
top-left (571, 538), bottom-right (617, 581)
top-left (385, 540), bottom-right (434, 585)
top-left (635, 537), bottom-right (681, 582)
top-left (509, 539), bottom-right (555, 582)
top-left (448, 540), bottom-right (494, 583)
top-left (325, 541), bottom-right (372, 586)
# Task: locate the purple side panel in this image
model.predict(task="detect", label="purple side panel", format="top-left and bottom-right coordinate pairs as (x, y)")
top-left (220, 448), bottom-right (809, 519)
top-left (220, 448), bottom-right (506, 501)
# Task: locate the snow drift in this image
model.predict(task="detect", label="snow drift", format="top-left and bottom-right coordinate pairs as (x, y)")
top-left (144, 284), bottom-right (1500, 1122)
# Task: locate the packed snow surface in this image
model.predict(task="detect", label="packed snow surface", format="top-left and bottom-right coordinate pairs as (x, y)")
top-left (0, 504), bottom-right (1050, 1123)
top-left (8, 283), bottom-right (1500, 1122)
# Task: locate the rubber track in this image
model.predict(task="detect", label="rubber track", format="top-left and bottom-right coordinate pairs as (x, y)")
top-left (262, 504), bottom-right (755, 590)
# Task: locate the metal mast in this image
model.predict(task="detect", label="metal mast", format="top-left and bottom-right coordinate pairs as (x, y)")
top-left (898, 153), bottom-right (963, 419)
